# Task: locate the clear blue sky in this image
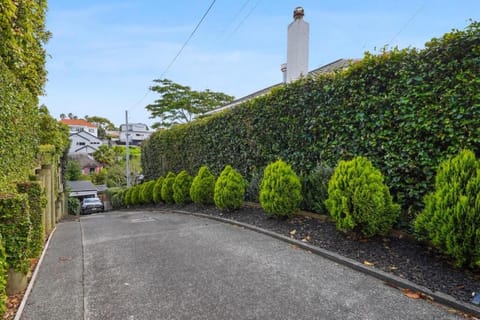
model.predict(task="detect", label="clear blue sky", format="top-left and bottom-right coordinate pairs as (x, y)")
top-left (40, 0), bottom-right (480, 127)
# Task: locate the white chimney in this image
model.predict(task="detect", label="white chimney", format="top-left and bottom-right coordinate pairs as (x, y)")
top-left (283, 7), bottom-right (309, 83)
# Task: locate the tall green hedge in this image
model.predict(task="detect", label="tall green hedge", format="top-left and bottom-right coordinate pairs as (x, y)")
top-left (0, 194), bottom-right (32, 274)
top-left (17, 182), bottom-right (47, 258)
top-left (0, 234), bottom-right (7, 317)
top-left (142, 22), bottom-right (480, 214)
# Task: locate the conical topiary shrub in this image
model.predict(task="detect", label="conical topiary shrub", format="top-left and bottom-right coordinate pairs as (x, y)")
top-left (414, 149), bottom-right (480, 267)
top-left (190, 166), bottom-right (216, 205)
top-left (325, 156), bottom-right (400, 238)
top-left (173, 170), bottom-right (193, 204)
top-left (141, 180), bottom-right (156, 204)
top-left (152, 176), bottom-right (164, 204)
top-left (214, 165), bottom-right (245, 211)
top-left (161, 172), bottom-right (176, 204)
top-left (259, 159), bottom-right (302, 218)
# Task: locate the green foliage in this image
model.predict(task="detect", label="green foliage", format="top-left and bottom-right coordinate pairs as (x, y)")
top-left (17, 182), bottom-right (47, 258)
top-left (173, 171), bottom-right (193, 204)
top-left (152, 176), bottom-right (164, 204)
top-left (38, 105), bottom-right (70, 157)
top-left (93, 145), bottom-right (116, 165)
top-left (214, 166), bottom-right (245, 211)
top-left (0, 0), bottom-right (50, 96)
top-left (106, 187), bottom-right (126, 209)
top-left (68, 197), bottom-right (80, 215)
top-left (0, 233), bottom-right (7, 317)
top-left (300, 164), bottom-right (334, 214)
top-left (142, 22), bottom-right (480, 217)
top-left (146, 79), bottom-right (234, 128)
top-left (325, 157), bottom-right (400, 237)
top-left (0, 60), bottom-right (38, 193)
top-left (161, 172), bottom-right (176, 204)
top-left (131, 185), bottom-right (142, 205)
top-left (414, 150), bottom-right (480, 267)
top-left (141, 180), bottom-right (156, 204)
top-left (245, 167), bottom-right (263, 202)
top-left (0, 193), bottom-right (32, 274)
top-left (65, 161), bottom-right (83, 181)
top-left (259, 159), bottom-right (303, 218)
top-left (190, 166), bottom-right (215, 205)
top-left (124, 188), bottom-right (133, 206)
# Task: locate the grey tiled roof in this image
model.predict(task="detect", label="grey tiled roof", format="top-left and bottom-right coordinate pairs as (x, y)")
top-left (66, 180), bottom-right (97, 192)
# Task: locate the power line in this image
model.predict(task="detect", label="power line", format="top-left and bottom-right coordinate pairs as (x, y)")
top-left (386, 2), bottom-right (425, 47)
top-left (127, 0), bottom-right (217, 112)
top-left (222, 0), bottom-right (251, 36)
top-left (225, 0), bottom-right (262, 41)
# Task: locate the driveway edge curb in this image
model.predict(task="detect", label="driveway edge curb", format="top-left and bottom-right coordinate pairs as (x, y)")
top-left (164, 209), bottom-right (480, 318)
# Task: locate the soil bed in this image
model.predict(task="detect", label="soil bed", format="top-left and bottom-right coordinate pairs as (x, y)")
top-left (154, 203), bottom-right (480, 305)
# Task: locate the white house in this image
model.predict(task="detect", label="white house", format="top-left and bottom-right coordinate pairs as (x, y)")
top-left (60, 118), bottom-right (98, 137)
top-left (68, 130), bottom-right (104, 155)
top-left (119, 123), bottom-right (152, 145)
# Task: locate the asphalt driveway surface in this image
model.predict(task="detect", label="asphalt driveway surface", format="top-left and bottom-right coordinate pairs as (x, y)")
top-left (20, 210), bottom-right (462, 319)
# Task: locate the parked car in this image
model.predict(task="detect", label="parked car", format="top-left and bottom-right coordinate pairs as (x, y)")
top-left (81, 197), bottom-right (104, 214)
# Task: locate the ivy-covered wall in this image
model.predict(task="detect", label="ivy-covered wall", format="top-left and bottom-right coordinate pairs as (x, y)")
top-left (142, 22), bottom-right (480, 212)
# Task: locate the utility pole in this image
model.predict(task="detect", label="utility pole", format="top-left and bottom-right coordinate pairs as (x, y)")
top-left (125, 110), bottom-right (131, 187)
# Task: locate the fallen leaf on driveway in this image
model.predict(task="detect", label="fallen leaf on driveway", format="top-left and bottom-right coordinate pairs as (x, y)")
top-left (363, 260), bottom-right (375, 266)
top-left (403, 289), bottom-right (421, 299)
top-left (289, 229), bottom-right (296, 236)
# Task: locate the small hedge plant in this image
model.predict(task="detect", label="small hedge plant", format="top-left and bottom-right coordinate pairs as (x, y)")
top-left (124, 188), bottom-right (133, 206)
top-left (325, 157), bottom-right (400, 238)
top-left (300, 163), bottom-right (333, 214)
top-left (414, 149), bottom-right (480, 267)
top-left (0, 234), bottom-right (7, 317)
top-left (214, 165), bottom-right (245, 211)
top-left (161, 172), bottom-right (176, 204)
top-left (131, 185), bottom-right (142, 205)
top-left (0, 193), bottom-right (32, 274)
top-left (259, 159), bottom-right (303, 218)
top-left (152, 176), bottom-right (164, 204)
top-left (190, 166), bottom-right (215, 205)
top-left (141, 180), bottom-right (156, 204)
top-left (17, 182), bottom-right (47, 258)
top-left (173, 171), bottom-right (193, 204)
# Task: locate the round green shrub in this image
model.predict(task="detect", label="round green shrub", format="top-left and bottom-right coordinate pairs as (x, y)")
top-left (139, 183), bottom-right (149, 205)
top-left (161, 172), bottom-right (176, 204)
top-left (414, 149), bottom-right (480, 267)
top-left (0, 193), bottom-right (32, 274)
top-left (259, 159), bottom-right (303, 218)
top-left (0, 233), bottom-right (7, 317)
top-left (152, 176), bottom-right (164, 204)
top-left (173, 171), bottom-right (193, 204)
top-left (325, 156), bottom-right (400, 238)
top-left (190, 166), bottom-right (215, 205)
top-left (144, 180), bottom-right (156, 204)
top-left (131, 185), bottom-right (142, 205)
top-left (300, 163), bottom-right (334, 214)
top-left (214, 165), bottom-right (245, 211)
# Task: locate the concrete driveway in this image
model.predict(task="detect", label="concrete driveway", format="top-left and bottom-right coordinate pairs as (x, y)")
top-left (20, 210), bottom-right (462, 320)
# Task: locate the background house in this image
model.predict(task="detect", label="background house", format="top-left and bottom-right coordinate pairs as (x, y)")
top-left (61, 118), bottom-right (99, 137)
top-left (68, 130), bottom-right (104, 155)
top-left (68, 154), bottom-right (104, 175)
top-left (119, 123), bottom-right (152, 145)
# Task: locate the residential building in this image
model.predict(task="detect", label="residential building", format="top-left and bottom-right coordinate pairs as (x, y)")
top-left (60, 118), bottom-right (98, 137)
top-left (68, 130), bottom-right (104, 155)
top-left (67, 154), bottom-right (104, 175)
top-left (119, 123), bottom-right (152, 145)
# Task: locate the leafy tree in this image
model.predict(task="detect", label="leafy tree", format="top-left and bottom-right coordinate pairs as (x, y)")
top-left (38, 105), bottom-right (70, 156)
top-left (146, 79), bottom-right (234, 128)
top-left (65, 161), bottom-right (83, 181)
top-left (85, 115), bottom-right (116, 139)
top-left (93, 145), bottom-right (116, 165)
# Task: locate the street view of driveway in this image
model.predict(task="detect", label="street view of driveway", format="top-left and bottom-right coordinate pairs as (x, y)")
top-left (20, 210), bottom-right (461, 320)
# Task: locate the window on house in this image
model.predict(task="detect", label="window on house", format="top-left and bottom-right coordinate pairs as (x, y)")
top-left (88, 129), bottom-right (94, 133)
top-left (77, 142), bottom-right (86, 146)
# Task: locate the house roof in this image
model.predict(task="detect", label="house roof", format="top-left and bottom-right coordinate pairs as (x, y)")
top-left (205, 58), bottom-right (356, 115)
top-left (61, 119), bottom-right (97, 128)
top-left (68, 153), bottom-right (102, 167)
top-left (70, 130), bottom-right (102, 142)
top-left (73, 145), bottom-right (100, 154)
top-left (66, 180), bottom-right (98, 192)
